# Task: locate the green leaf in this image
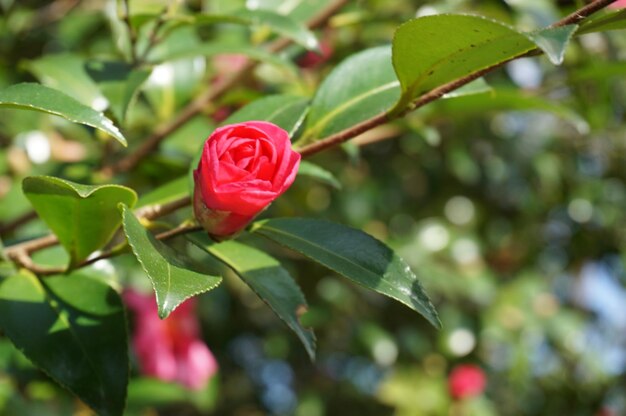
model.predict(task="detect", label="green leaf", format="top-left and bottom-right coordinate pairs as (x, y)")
top-left (578, 9), bottom-right (626, 34)
top-left (527, 25), bottom-right (578, 65)
top-left (120, 204), bottom-right (222, 319)
top-left (251, 218), bottom-right (441, 328)
top-left (0, 270), bottom-right (128, 416)
top-left (0, 83), bottom-right (127, 146)
top-left (84, 61), bottom-right (151, 123)
top-left (23, 53), bottom-right (104, 108)
top-left (297, 161), bottom-right (341, 189)
top-left (174, 9), bottom-right (319, 51)
top-left (300, 46), bottom-right (400, 142)
top-left (223, 94), bottom-right (309, 137)
top-left (188, 234), bottom-right (316, 359)
top-left (23, 176), bottom-right (138, 267)
top-left (391, 15), bottom-right (566, 112)
top-left (136, 176), bottom-right (189, 208)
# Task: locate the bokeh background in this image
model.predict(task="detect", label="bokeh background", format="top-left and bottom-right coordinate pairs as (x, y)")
top-left (0, 0), bottom-right (625, 415)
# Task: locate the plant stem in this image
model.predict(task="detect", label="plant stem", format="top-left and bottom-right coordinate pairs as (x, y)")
top-left (297, 0), bottom-right (617, 157)
top-left (99, 0), bottom-right (350, 177)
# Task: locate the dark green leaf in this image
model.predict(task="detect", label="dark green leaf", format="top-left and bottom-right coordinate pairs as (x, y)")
top-left (188, 234), bottom-right (316, 359)
top-left (578, 9), bottom-right (626, 34)
top-left (300, 46), bottom-right (400, 142)
top-left (0, 83), bottom-right (127, 146)
top-left (23, 176), bottom-right (137, 267)
top-left (251, 218), bottom-right (441, 328)
top-left (223, 94), bottom-right (309, 137)
top-left (297, 161), bottom-right (341, 189)
top-left (0, 270), bottom-right (128, 416)
top-left (120, 204), bottom-right (222, 319)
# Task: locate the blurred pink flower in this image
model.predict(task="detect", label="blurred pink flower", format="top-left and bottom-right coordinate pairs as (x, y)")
top-left (124, 290), bottom-right (218, 390)
top-left (448, 364), bottom-right (487, 400)
top-left (609, 0), bottom-right (626, 8)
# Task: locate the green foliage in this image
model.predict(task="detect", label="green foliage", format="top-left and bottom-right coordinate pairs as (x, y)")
top-left (0, 0), bottom-right (624, 414)
top-left (120, 204), bottom-right (222, 319)
top-left (0, 83), bottom-right (127, 146)
top-left (0, 270), bottom-right (128, 416)
top-left (223, 94), bottom-right (310, 137)
top-left (301, 46), bottom-right (400, 142)
top-left (23, 176), bottom-right (137, 267)
top-left (251, 218), bottom-right (441, 328)
top-left (188, 234), bottom-right (316, 359)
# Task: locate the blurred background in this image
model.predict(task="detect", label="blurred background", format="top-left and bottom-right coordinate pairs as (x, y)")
top-left (0, 0), bottom-right (625, 415)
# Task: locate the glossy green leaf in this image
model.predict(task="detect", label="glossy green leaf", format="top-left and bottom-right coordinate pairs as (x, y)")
top-left (223, 94), bottom-right (309, 137)
top-left (300, 46), bottom-right (400, 142)
top-left (527, 25), bottom-right (578, 65)
top-left (251, 218), bottom-right (441, 328)
top-left (188, 234), bottom-right (316, 359)
top-left (120, 205), bottom-right (222, 319)
top-left (0, 270), bottom-right (128, 416)
top-left (23, 176), bottom-right (137, 267)
top-left (391, 15), bottom-right (569, 113)
top-left (23, 54), bottom-right (103, 108)
top-left (578, 8), bottom-right (626, 34)
top-left (136, 176), bottom-right (189, 208)
top-left (0, 83), bottom-right (127, 146)
top-left (84, 61), bottom-right (151, 122)
top-left (297, 161), bottom-right (341, 189)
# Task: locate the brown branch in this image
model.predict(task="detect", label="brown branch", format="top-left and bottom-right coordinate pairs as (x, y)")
top-left (0, 211), bottom-right (37, 236)
top-left (297, 0), bottom-right (616, 157)
top-left (100, 0), bottom-right (350, 177)
top-left (9, 222), bottom-right (203, 277)
top-left (3, 195), bottom-right (192, 263)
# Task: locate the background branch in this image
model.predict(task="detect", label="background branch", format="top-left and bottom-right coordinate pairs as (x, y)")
top-left (100, 0), bottom-right (350, 177)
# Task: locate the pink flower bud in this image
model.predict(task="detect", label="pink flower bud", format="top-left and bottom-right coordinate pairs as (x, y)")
top-left (609, 0), bottom-right (626, 8)
top-left (193, 121), bottom-right (301, 238)
top-left (123, 290), bottom-right (218, 390)
top-left (448, 364), bottom-right (487, 400)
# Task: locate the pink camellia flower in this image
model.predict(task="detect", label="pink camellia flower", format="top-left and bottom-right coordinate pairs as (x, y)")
top-left (124, 290), bottom-right (218, 390)
top-left (609, 0), bottom-right (626, 8)
top-left (448, 364), bottom-right (487, 400)
top-left (193, 121), bottom-right (301, 237)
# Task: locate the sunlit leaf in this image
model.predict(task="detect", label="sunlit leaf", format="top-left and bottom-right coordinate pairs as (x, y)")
top-left (0, 83), bottom-right (127, 146)
top-left (120, 204), bottom-right (222, 319)
top-left (23, 176), bottom-right (137, 267)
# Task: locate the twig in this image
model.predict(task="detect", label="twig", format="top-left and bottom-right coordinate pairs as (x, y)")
top-left (122, 0), bottom-right (139, 62)
top-left (99, 0), bottom-right (351, 177)
top-left (136, 6), bottom-right (169, 64)
top-left (0, 211), bottom-right (37, 236)
top-left (297, 0), bottom-right (617, 157)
